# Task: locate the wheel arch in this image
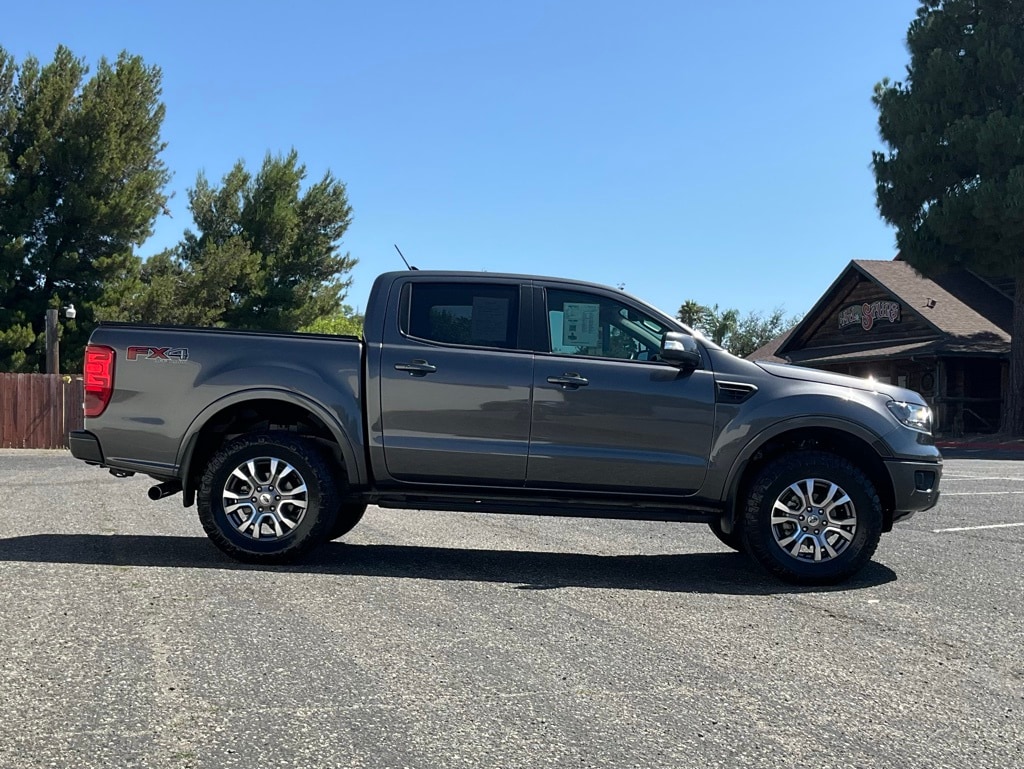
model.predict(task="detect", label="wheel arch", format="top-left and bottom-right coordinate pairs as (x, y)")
top-left (177, 389), bottom-right (364, 506)
top-left (723, 420), bottom-right (896, 534)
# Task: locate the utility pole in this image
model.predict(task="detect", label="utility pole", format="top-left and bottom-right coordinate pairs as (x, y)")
top-left (45, 308), bottom-right (59, 374)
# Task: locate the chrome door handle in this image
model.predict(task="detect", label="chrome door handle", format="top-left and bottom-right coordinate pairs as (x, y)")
top-left (394, 360), bottom-right (437, 376)
top-left (546, 373), bottom-right (589, 388)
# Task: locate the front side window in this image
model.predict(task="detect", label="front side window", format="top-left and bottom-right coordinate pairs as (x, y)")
top-left (402, 283), bottom-right (519, 349)
top-left (545, 289), bottom-right (669, 361)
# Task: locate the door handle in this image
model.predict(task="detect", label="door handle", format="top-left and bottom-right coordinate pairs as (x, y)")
top-left (547, 373), bottom-right (589, 388)
top-left (394, 360), bottom-right (437, 376)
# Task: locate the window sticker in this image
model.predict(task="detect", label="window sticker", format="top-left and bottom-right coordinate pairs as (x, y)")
top-left (471, 296), bottom-right (509, 342)
top-left (562, 302), bottom-right (599, 347)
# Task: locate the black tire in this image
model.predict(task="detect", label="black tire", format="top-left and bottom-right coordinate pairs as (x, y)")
top-left (328, 502), bottom-right (368, 540)
top-left (197, 432), bottom-right (340, 564)
top-left (708, 518), bottom-right (744, 552)
top-left (740, 451), bottom-right (883, 585)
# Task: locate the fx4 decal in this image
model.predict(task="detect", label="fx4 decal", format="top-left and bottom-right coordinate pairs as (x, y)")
top-left (126, 346), bottom-right (189, 362)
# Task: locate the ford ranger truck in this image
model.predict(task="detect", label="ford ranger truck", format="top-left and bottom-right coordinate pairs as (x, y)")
top-left (69, 271), bottom-right (942, 584)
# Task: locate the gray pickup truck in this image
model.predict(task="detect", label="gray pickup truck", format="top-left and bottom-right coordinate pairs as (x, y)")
top-left (70, 270), bottom-right (941, 584)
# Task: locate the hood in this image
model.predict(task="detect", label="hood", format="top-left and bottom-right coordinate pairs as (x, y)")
top-left (755, 362), bottom-right (926, 405)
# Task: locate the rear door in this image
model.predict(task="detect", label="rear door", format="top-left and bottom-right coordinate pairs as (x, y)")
top-left (527, 285), bottom-right (716, 495)
top-left (377, 278), bottom-right (534, 485)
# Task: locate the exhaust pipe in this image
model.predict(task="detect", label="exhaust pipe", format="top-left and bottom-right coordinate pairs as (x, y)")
top-left (148, 481), bottom-right (182, 501)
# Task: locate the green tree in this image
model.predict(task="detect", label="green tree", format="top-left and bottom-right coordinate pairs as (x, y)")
top-left (301, 305), bottom-right (364, 337)
top-left (677, 300), bottom-right (799, 357)
top-left (113, 151), bottom-right (356, 332)
top-left (676, 301), bottom-right (738, 346)
top-left (872, 0), bottom-right (1024, 434)
top-left (185, 150), bottom-right (355, 331)
top-left (730, 307), bottom-right (798, 359)
top-left (676, 299), bottom-right (707, 329)
top-left (0, 45), bottom-right (169, 371)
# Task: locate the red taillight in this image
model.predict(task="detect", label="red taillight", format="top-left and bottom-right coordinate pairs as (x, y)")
top-left (84, 345), bottom-right (115, 418)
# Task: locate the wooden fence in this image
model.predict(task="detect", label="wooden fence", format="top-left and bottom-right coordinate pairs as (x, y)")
top-left (0, 373), bottom-right (84, 449)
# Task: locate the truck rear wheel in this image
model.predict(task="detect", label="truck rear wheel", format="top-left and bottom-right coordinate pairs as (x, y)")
top-left (197, 432), bottom-right (339, 563)
top-left (740, 451), bottom-right (883, 585)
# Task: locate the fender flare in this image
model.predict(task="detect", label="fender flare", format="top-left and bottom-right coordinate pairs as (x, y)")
top-left (176, 388), bottom-right (365, 499)
top-left (720, 416), bottom-right (891, 530)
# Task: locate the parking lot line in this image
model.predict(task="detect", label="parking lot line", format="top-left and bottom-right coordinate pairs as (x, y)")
top-left (942, 476), bottom-right (1024, 481)
top-left (940, 491), bottom-right (1024, 496)
top-left (933, 522), bottom-right (1024, 533)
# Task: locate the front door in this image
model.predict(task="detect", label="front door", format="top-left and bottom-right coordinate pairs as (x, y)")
top-left (527, 286), bottom-right (715, 495)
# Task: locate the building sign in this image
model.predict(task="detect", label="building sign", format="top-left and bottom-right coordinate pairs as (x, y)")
top-left (838, 300), bottom-right (901, 331)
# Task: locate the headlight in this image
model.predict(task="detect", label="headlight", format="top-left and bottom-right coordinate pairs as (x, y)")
top-left (887, 401), bottom-right (932, 433)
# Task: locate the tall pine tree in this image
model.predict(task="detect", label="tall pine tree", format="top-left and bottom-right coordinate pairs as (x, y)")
top-left (110, 151), bottom-right (356, 331)
top-left (0, 46), bottom-right (169, 371)
top-left (873, 0), bottom-right (1024, 435)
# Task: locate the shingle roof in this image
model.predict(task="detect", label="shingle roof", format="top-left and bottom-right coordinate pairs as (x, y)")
top-left (852, 260), bottom-right (1011, 341)
top-left (748, 259), bottom-right (1012, 363)
top-left (786, 337), bottom-right (1008, 365)
top-left (746, 326), bottom-right (793, 362)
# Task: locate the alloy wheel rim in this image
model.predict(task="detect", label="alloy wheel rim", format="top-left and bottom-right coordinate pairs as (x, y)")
top-left (221, 456), bottom-right (308, 541)
top-left (770, 478), bottom-right (857, 563)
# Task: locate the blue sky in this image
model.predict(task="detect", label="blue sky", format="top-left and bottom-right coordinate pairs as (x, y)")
top-left (6, 0), bottom-right (921, 320)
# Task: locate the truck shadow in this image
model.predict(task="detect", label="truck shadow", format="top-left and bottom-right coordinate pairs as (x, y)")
top-left (0, 534), bottom-right (896, 595)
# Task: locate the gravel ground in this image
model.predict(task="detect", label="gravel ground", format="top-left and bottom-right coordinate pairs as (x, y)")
top-left (0, 449), bottom-right (1021, 769)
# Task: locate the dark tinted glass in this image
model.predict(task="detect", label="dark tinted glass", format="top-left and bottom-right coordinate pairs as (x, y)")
top-left (403, 283), bottom-right (519, 349)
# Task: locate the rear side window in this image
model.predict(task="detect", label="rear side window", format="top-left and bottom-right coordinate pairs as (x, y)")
top-left (401, 283), bottom-right (519, 349)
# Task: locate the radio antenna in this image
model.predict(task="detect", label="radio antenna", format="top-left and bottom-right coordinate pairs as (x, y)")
top-left (394, 244), bottom-right (417, 271)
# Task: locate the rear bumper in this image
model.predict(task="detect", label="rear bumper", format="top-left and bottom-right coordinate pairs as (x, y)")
top-left (69, 430), bottom-right (104, 464)
top-left (886, 458), bottom-right (942, 523)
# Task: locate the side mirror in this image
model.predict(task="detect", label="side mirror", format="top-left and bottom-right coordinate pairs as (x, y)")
top-left (660, 332), bottom-right (702, 371)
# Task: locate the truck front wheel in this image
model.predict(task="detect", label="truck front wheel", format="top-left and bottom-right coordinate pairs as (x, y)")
top-left (197, 432), bottom-right (339, 563)
top-left (740, 451), bottom-right (883, 585)
top-left (328, 502), bottom-right (368, 540)
top-left (707, 518), bottom-right (744, 552)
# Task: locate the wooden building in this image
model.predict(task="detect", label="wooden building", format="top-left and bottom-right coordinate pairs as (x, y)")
top-left (749, 259), bottom-right (1013, 435)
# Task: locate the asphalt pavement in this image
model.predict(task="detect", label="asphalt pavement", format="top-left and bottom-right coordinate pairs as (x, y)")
top-left (0, 450), bottom-right (1021, 769)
